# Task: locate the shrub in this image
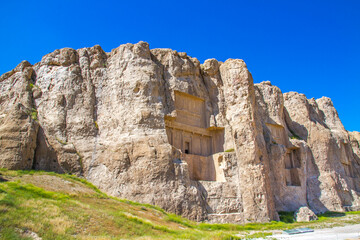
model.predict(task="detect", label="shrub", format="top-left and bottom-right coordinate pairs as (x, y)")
top-left (30, 108), bottom-right (38, 121)
top-left (278, 211), bottom-right (295, 223)
top-left (289, 129), bottom-right (301, 140)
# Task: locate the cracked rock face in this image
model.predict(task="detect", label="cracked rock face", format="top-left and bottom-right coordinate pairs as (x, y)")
top-left (0, 41), bottom-right (359, 223)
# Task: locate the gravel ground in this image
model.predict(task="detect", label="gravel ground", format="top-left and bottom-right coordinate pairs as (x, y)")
top-left (268, 224), bottom-right (360, 240)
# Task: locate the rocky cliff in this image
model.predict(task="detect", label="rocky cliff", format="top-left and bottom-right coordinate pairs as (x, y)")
top-left (0, 42), bottom-right (359, 223)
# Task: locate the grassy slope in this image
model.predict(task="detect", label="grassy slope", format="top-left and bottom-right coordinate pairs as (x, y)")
top-left (0, 169), bottom-right (359, 240)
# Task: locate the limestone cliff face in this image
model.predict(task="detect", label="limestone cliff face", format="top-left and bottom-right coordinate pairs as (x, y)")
top-left (284, 93), bottom-right (360, 212)
top-left (0, 42), bottom-right (359, 223)
top-left (0, 61), bottom-right (38, 170)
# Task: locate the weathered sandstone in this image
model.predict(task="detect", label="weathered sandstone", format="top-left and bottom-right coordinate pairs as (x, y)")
top-left (0, 42), bottom-right (359, 223)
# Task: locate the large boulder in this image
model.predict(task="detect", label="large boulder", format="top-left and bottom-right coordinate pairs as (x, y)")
top-left (294, 206), bottom-right (318, 222)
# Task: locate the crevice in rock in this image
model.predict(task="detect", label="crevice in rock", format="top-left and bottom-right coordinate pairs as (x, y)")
top-left (88, 69), bottom-right (101, 176)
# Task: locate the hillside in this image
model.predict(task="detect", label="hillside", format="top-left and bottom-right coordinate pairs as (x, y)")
top-left (0, 169), bottom-right (360, 240)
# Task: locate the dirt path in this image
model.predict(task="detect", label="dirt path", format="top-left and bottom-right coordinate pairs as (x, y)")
top-left (269, 224), bottom-right (360, 240)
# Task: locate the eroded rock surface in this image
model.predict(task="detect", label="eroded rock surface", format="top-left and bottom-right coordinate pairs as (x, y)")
top-left (0, 42), bottom-right (359, 223)
top-left (294, 206), bottom-right (318, 222)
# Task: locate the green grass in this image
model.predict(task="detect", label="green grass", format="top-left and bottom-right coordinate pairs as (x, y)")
top-left (0, 169), bottom-right (223, 239)
top-left (0, 228), bottom-right (33, 240)
top-left (0, 169), bottom-right (359, 239)
top-left (4, 181), bottom-right (69, 200)
top-left (244, 232), bottom-right (272, 239)
top-left (166, 213), bottom-right (194, 228)
top-left (224, 148), bottom-right (234, 152)
top-left (30, 109), bottom-right (38, 120)
top-left (289, 129), bottom-right (302, 140)
top-left (27, 83), bottom-right (41, 91)
top-left (27, 83), bottom-right (35, 91)
top-left (346, 211), bottom-right (360, 215)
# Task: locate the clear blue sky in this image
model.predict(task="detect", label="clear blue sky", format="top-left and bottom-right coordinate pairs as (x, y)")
top-left (1, 0), bottom-right (359, 131)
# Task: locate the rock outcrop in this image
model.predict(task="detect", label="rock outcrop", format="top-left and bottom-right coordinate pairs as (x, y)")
top-left (294, 206), bottom-right (318, 222)
top-left (0, 42), bottom-right (359, 223)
